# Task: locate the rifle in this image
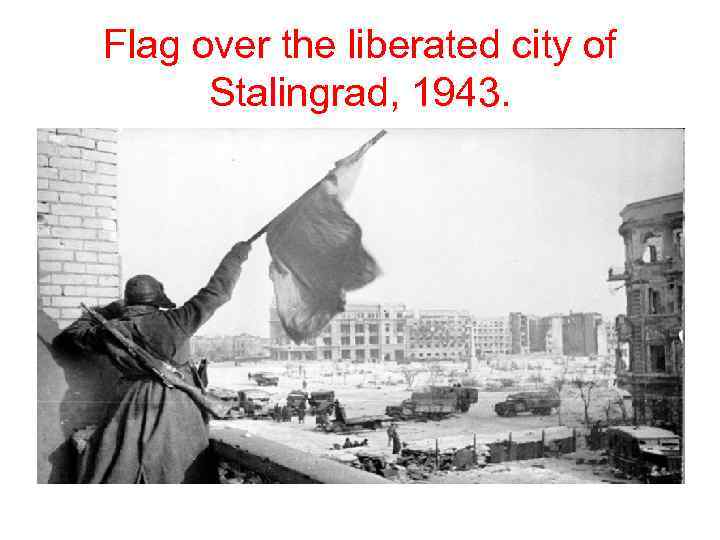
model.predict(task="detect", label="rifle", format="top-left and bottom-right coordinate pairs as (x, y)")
top-left (80, 303), bottom-right (225, 419)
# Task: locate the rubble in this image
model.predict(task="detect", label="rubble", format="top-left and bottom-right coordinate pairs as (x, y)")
top-left (217, 461), bottom-right (272, 483)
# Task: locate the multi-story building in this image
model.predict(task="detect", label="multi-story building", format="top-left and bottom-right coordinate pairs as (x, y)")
top-left (543, 315), bottom-right (565, 355)
top-left (608, 192), bottom-right (684, 431)
top-left (562, 312), bottom-right (602, 357)
top-left (190, 333), bottom-right (269, 361)
top-left (473, 316), bottom-right (512, 358)
top-left (528, 316), bottom-right (546, 352)
top-left (509, 312), bottom-right (530, 354)
top-left (407, 309), bottom-right (474, 363)
top-left (269, 303), bottom-right (409, 362)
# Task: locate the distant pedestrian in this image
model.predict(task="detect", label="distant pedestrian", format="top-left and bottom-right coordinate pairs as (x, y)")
top-left (302, 379), bottom-right (307, 390)
top-left (298, 407), bottom-right (306, 424)
top-left (248, 372), bottom-right (252, 381)
top-left (386, 423), bottom-right (396, 447)
top-left (391, 428), bottom-right (402, 455)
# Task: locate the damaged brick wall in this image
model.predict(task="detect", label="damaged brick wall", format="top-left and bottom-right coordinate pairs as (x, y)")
top-left (37, 129), bottom-right (123, 483)
top-left (37, 129), bottom-right (121, 329)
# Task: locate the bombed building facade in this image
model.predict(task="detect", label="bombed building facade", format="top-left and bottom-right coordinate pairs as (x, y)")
top-left (269, 303), bottom-right (410, 362)
top-left (608, 192), bottom-right (684, 432)
top-left (407, 309), bottom-right (474, 362)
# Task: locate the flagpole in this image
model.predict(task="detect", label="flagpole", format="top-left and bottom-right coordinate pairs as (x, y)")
top-left (244, 129), bottom-right (387, 244)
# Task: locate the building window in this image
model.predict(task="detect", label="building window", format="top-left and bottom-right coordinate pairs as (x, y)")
top-left (648, 288), bottom-right (662, 315)
top-left (341, 349), bottom-right (351, 360)
top-left (355, 336), bottom-right (364, 345)
top-left (341, 337), bottom-right (350, 345)
top-left (355, 324), bottom-right (364, 333)
top-left (369, 336), bottom-right (379, 345)
top-left (642, 234), bottom-right (663, 263)
top-left (673, 228), bottom-right (684, 259)
top-left (395, 350), bottom-right (404, 361)
top-left (323, 350), bottom-right (332, 360)
top-left (356, 349), bottom-right (365, 360)
top-left (369, 324), bottom-right (379, 333)
top-left (370, 349), bottom-right (379, 359)
top-left (323, 337), bottom-right (331, 346)
top-left (678, 284), bottom-right (684, 311)
top-left (385, 336), bottom-right (390, 345)
top-left (397, 336), bottom-right (404, 344)
top-left (340, 324), bottom-right (351, 334)
top-left (650, 344), bottom-right (666, 372)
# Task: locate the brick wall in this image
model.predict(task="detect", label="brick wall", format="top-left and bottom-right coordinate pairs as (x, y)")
top-left (37, 129), bottom-right (120, 328)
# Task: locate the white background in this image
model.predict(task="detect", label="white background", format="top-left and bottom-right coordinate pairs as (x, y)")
top-left (2, 0), bottom-right (717, 539)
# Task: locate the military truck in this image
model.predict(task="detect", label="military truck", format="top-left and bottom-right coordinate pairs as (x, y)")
top-left (205, 386), bottom-right (246, 419)
top-left (606, 425), bottom-right (682, 483)
top-left (386, 385), bottom-right (479, 420)
top-left (252, 372), bottom-right (279, 386)
top-left (237, 389), bottom-right (274, 417)
top-left (493, 389), bottom-right (560, 417)
top-left (286, 390), bottom-right (308, 415)
top-left (308, 390), bottom-right (335, 415)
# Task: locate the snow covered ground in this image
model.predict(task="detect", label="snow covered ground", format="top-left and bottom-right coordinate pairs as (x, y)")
top-left (207, 360), bottom-right (629, 483)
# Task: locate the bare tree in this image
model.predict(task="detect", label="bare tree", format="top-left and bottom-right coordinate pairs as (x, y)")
top-left (607, 388), bottom-right (628, 423)
top-left (572, 378), bottom-right (598, 426)
top-left (603, 399), bottom-right (616, 424)
top-left (401, 368), bottom-right (421, 389)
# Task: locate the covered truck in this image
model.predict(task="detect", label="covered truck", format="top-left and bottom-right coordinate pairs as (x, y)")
top-left (493, 389), bottom-right (560, 417)
top-left (308, 390), bottom-right (335, 415)
top-left (606, 425), bottom-right (682, 483)
top-left (252, 372), bottom-right (279, 386)
top-left (386, 385), bottom-right (479, 420)
top-left (237, 388), bottom-right (274, 417)
top-left (286, 390), bottom-right (308, 415)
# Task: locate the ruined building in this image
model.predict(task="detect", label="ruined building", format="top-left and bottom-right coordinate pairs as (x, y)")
top-left (270, 303), bottom-right (410, 363)
top-left (407, 309), bottom-right (474, 363)
top-left (562, 312), bottom-right (602, 357)
top-left (509, 312), bottom-right (530, 354)
top-left (608, 192), bottom-right (684, 432)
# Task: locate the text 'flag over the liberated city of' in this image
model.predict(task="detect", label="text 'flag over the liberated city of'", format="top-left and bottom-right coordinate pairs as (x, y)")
top-left (266, 131), bottom-right (385, 344)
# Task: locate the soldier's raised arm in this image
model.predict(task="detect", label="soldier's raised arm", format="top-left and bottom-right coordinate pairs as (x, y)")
top-left (164, 241), bottom-right (251, 337)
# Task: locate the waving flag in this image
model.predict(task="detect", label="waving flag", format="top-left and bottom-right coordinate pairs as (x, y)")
top-left (266, 131), bottom-right (385, 344)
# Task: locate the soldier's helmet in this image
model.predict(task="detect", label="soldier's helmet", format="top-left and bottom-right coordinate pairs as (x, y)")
top-left (124, 274), bottom-right (176, 309)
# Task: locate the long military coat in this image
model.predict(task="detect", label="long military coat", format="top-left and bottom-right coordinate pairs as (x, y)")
top-left (55, 247), bottom-right (247, 483)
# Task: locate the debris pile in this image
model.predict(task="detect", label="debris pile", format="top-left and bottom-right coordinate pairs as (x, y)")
top-left (217, 461), bottom-right (272, 484)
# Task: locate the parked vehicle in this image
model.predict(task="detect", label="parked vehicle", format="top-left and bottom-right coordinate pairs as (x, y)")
top-left (308, 390), bottom-right (335, 415)
top-left (286, 390), bottom-right (308, 414)
top-left (252, 372), bottom-right (279, 386)
top-left (493, 389), bottom-right (560, 417)
top-left (205, 386), bottom-right (246, 419)
top-left (386, 385), bottom-right (479, 420)
top-left (606, 425), bottom-right (682, 483)
top-left (237, 389), bottom-right (274, 417)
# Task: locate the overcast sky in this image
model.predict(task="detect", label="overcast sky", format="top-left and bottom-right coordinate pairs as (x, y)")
top-left (118, 129), bottom-right (683, 336)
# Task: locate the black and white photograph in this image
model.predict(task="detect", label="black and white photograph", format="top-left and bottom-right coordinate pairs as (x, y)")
top-left (37, 128), bottom-right (684, 484)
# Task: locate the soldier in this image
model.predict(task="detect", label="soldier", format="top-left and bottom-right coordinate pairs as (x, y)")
top-left (391, 426), bottom-right (402, 455)
top-left (53, 241), bottom-right (252, 483)
top-left (386, 422), bottom-right (396, 446)
top-left (297, 399), bottom-right (306, 424)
